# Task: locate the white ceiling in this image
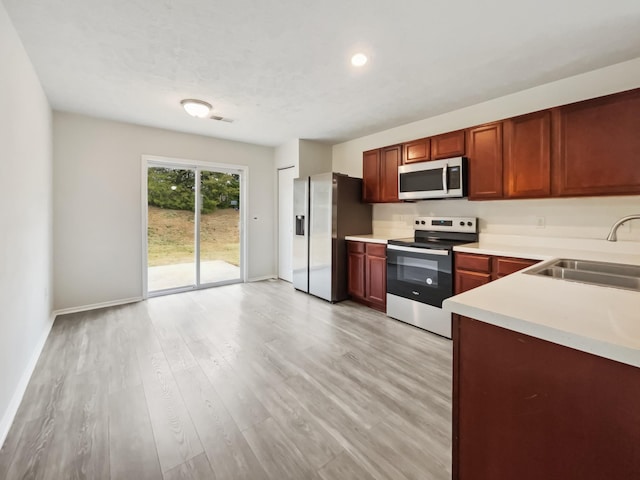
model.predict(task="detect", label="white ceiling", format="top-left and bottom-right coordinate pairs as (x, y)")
top-left (4, 0), bottom-right (640, 147)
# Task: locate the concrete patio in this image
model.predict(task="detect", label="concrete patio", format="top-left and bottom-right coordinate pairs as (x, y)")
top-left (148, 259), bottom-right (240, 292)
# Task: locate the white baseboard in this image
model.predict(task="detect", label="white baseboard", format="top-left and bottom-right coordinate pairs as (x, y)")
top-left (0, 311), bottom-right (56, 449)
top-left (248, 275), bottom-right (278, 282)
top-left (53, 296), bottom-right (143, 316)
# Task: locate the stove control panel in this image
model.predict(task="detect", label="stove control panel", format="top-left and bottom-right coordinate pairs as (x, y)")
top-left (413, 216), bottom-right (477, 233)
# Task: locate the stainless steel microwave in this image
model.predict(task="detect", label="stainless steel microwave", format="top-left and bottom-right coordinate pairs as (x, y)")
top-left (398, 156), bottom-right (468, 200)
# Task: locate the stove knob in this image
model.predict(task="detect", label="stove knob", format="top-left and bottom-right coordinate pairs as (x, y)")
top-left (415, 220), bottom-right (419, 225)
top-left (467, 221), bottom-right (473, 227)
top-left (421, 220), bottom-right (426, 225)
top-left (460, 221), bottom-right (465, 226)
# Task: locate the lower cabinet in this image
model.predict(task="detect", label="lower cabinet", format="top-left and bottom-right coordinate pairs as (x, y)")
top-left (453, 315), bottom-right (640, 480)
top-left (455, 251), bottom-right (538, 294)
top-left (347, 241), bottom-right (386, 312)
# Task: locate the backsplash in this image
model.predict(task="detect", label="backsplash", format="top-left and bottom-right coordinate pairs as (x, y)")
top-left (372, 195), bottom-right (640, 243)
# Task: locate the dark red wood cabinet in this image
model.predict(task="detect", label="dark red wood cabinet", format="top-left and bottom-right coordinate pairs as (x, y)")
top-left (347, 241), bottom-right (386, 312)
top-left (454, 252), bottom-right (538, 294)
top-left (380, 145), bottom-right (401, 202)
top-left (362, 145), bottom-right (401, 203)
top-left (347, 241), bottom-right (366, 299)
top-left (552, 88), bottom-right (640, 197)
top-left (503, 110), bottom-right (552, 198)
top-left (362, 149), bottom-right (381, 203)
top-left (454, 253), bottom-right (492, 294)
top-left (402, 137), bottom-right (431, 164)
top-left (363, 87), bottom-right (640, 203)
top-left (453, 316), bottom-right (640, 480)
top-left (466, 122), bottom-right (504, 200)
top-left (431, 130), bottom-right (465, 160)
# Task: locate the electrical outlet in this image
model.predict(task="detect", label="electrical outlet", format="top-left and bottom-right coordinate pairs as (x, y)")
top-left (535, 216), bottom-right (545, 229)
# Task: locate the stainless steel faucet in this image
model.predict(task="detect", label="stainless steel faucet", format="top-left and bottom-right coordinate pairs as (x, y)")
top-left (606, 214), bottom-right (640, 241)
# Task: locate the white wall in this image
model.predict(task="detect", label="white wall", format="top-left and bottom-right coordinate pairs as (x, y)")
top-left (298, 140), bottom-right (332, 178)
top-left (274, 139), bottom-right (333, 178)
top-left (0, 3), bottom-right (53, 445)
top-left (53, 112), bottom-right (275, 311)
top-left (372, 197), bottom-right (640, 242)
top-left (275, 139), bottom-right (299, 173)
top-left (332, 57), bottom-right (640, 242)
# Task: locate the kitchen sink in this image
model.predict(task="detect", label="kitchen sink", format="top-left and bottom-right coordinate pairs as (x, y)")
top-left (551, 259), bottom-right (640, 277)
top-left (526, 259), bottom-right (640, 292)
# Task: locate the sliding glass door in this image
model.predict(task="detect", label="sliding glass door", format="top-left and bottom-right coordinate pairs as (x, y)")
top-left (146, 160), bottom-right (243, 296)
top-left (199, 170), bottom-right (241, 285)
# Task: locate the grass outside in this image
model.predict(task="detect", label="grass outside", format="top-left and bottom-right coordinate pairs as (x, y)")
top-left (148, 205), bottom-right (239, 267)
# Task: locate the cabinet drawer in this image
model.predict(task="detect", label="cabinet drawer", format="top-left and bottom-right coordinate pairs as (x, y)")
top-left (494, 257), bottom-right (539, 277)
top-left (347, 241), bottom-right (365, 253)
top-left (366, 243), bottom-right (387, 257)
top-left (455, 253), bottom-right (491, 273)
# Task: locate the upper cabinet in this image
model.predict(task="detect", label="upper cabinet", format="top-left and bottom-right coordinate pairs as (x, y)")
top-left (467, 122), bottom-right (503, 200)
top-left (403, 138), bottom-right (431, 164)
top-left (431, 130), bottom-right (466, 160)
top-left (380, 145), bottom-right (401, 202)
top-left (362, 87), bottom-right (640, 203)
top-left (362, 149), bottom-right (380, 203)
top-left (362, 145), bottom-right (401, 203)
top-left (503, 110), bottom-right (551, 198)
top-left (552, 89), bottom-right (640, 197)
top-left (402, 130), bottom-right (466, 165)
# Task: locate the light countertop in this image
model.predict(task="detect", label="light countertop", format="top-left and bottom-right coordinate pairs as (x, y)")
top-left (345, 234), bottom-right (397, 244)
top-left (445, 239), bottom-right (640, 368)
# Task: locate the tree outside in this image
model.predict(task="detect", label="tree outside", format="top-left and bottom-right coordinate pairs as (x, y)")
top-left (147, 167), bottom-right (240, 267)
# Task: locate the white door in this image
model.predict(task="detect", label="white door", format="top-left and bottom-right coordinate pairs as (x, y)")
top-left (278, 167), bottom-right (295, 282)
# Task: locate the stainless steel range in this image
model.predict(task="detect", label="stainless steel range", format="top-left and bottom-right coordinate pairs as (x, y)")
top-left (386, 216), bottom-right (478, 338)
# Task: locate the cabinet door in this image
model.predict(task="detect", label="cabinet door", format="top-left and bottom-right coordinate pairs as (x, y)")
top-left (366, 253), bottom-right (387, 310)
top-left (455, 252), bottom-right (491, 274)
top-left (454, 316), bottom-right (640, 480)
top-left (493, 256), bottom-right (539, 280)
top-left (380, 145), bottom-right (401, 202)
top-left (553, 88), bottom-right (640, 196)
top-left (455, 270), bottom-right (491, 294)
top-left (362, 149), bottom-right (381, 203)
top-left (431, 130), bottom-right (465, 160)
top-left (403, 138), bottom-right (431, 164)
top-left (467, 122), bottom-right (504, 200)
top-left (504, 111), bottom-right (551, 198)
top-left (347, 244), bottom-right (366, 299)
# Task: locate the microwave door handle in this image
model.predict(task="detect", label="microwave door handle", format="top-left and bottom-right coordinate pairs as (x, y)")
top-left (442, 162), bottom-right (448, 193)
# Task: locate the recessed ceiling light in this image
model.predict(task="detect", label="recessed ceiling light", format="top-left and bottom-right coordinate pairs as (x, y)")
top-left (181, 99), bottom-right (212, 118)
top-left (351, 53), bottom-right (368, 67)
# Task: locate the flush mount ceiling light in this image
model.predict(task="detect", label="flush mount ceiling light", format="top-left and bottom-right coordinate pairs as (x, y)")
top-left (351, 53), bottom-right (368, 67)
top-left (180, 99), bottom-right (212, 118)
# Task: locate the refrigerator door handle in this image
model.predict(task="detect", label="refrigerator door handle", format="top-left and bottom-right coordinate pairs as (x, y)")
top-left (295, 215), bottom-right (305, 235)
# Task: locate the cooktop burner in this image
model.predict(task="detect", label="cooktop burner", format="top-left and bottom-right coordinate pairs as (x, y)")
top-left (389, 216), bottom-right (479, 249)
top-left (388, 237), bottom-right (473, 250)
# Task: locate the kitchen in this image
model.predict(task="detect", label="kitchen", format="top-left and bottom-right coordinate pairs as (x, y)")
top-left (329, 84), bottom-right (640, 478)
top-left (2, 0), bottom-right (640, 479)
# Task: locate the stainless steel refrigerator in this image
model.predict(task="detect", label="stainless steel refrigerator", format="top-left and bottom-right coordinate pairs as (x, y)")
top-left (293, 172), bottom-right (372, 302)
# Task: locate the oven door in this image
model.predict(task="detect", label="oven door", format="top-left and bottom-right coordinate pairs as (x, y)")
top-left (386, 244), bottom-right (453, 308)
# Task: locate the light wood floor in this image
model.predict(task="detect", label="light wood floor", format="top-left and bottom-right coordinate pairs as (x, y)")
top-left (0, 280), bottom-right (452, 479)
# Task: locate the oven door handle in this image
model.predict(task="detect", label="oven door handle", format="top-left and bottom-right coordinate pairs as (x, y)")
top-left (387, 245), bottom-right (450, 256)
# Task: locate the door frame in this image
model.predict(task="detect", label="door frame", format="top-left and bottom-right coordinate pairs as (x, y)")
top-left (141, 154), bottom-right (248, 298)
top-left (277, 165), bottom-right (295, 282)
